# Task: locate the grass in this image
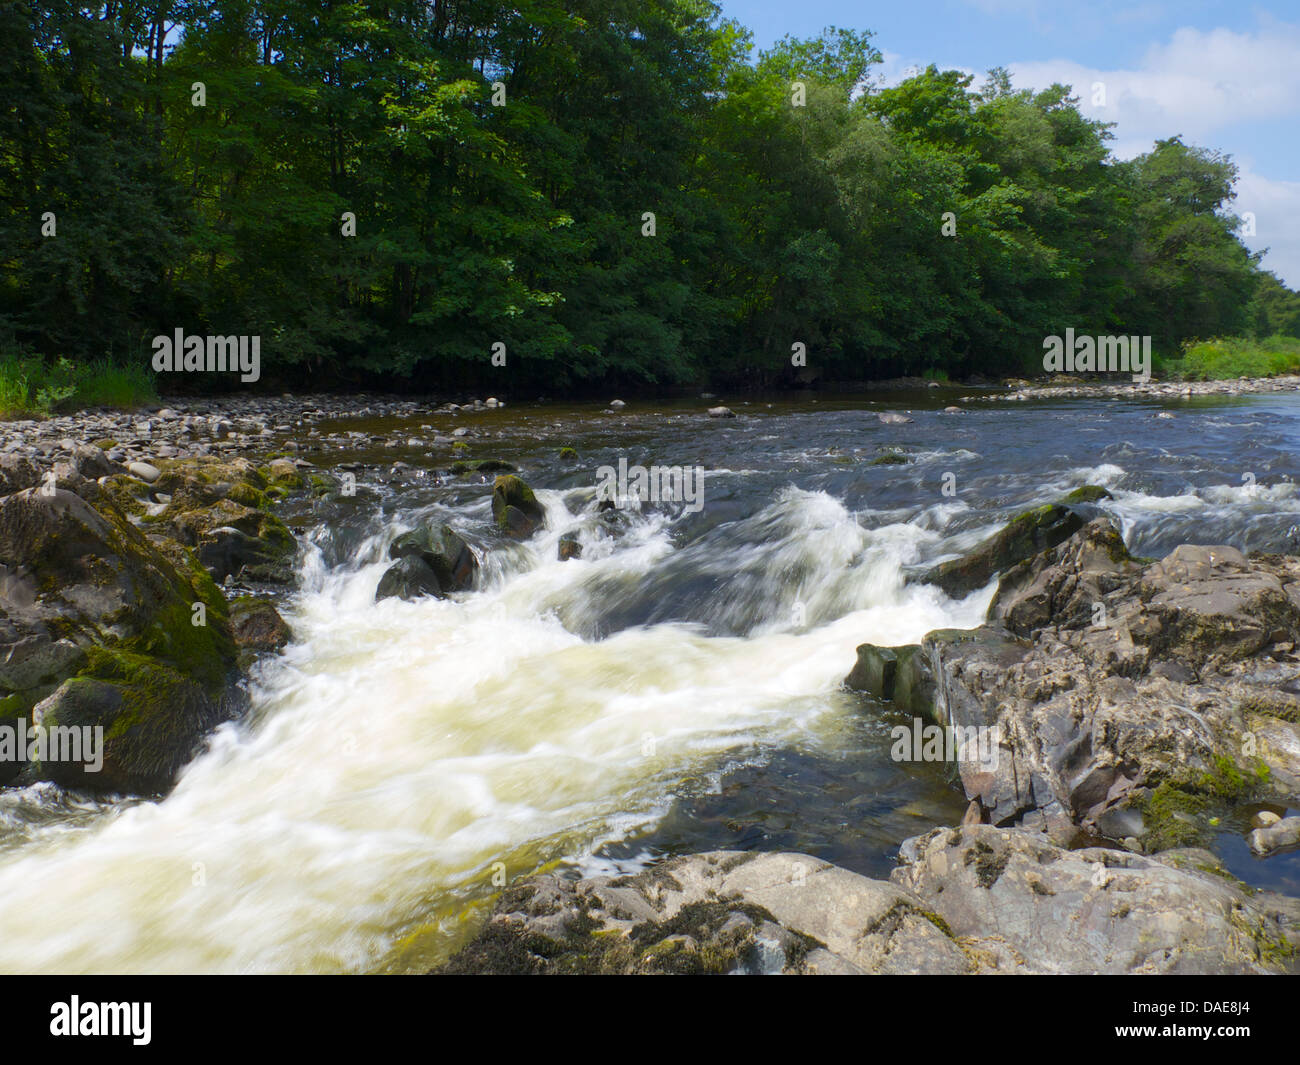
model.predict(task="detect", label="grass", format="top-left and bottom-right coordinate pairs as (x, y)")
top-left (0, 354), bottom-right (158, 418)
top-left (1155, 335), bottom-right (1300, 381)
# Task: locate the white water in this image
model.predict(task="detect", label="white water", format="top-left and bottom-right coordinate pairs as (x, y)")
top-left (0, 489), bottom-right (990, 974)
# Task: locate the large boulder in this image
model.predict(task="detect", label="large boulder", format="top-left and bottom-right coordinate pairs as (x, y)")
top-left (439, 829), bottom-right (1299, 974)
top-left (388, 524), bottom-right (478, 591)
top-left (491, 475), bottom-right (545, 540)
top-left (0, 487), bottom-right (238, 793)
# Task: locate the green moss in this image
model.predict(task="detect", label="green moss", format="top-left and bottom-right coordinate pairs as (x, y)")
top-left (870, 452), bottom-right (909, 466)
top-left (1062, 484), bottom-right (1114, 504)
top-left (1141, 783), bottom-right (1209, 851)
top-left (1199, 754), bottom-right (1247, 799)
top-left (558, 447), bottom-right (578, 460)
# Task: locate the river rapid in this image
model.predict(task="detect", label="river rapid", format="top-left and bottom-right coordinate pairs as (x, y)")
top-left (1, 388), bottom-right (1298, 973)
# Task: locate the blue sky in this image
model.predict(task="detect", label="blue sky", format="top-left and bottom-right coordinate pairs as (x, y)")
top-left (720, 0), bottom-right (1300, 287)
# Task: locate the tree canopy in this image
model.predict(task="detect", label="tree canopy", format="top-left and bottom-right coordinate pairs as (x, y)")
top-left (0, 1), bottom-right (1287, 393)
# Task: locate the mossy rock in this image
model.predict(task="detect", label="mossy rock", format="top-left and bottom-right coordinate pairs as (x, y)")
top-left (37, 648), bottom-right (236, 794)
top-left (922, 503), bottom-right (1085, 598)
top-left (262, 458), bottom-right (304, 490)
top-left (1062, 484), bottom-right (1113, 504)
top-left (491, 475), bottom-right (545, 539)
top-left (0, 487), bottom-right (240, 794)
top-left (870, 452), bottom-right (910, 466)
top-left (559, 447), bottom-right (578, 461)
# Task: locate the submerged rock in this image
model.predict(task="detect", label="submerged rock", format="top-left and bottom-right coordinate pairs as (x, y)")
top-left (1249, 816), bottom-right (1300, 857)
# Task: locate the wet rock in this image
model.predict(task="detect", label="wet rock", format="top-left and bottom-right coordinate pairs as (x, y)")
top-left (1249, 816), bottom-right (1300, 857)
top-left (921, 502), bottom-right (1086, 598)
top-left (491, 475), bottom-right (544, 540)
top-left (891, 519), bottom-right (1300, 846)
top-left (388, 524), bottom-right (478, 592)
top-left (375, 556), bottom-right (444, 602)
top-left (128, 461), bottom-right (161, 484)
top-left (877, 412), bottom-right (912, 424)
top-left (558, 534), bottom-right (582, 561)
top-left (707, 406), bottom-right (735, 419)
top-left (229, 597), bottom-right (292, 654)
top-left (0, 488), bottom-right (238, 793)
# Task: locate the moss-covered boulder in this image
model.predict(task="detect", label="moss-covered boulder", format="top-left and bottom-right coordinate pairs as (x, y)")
top-left (921, 502), bottom-right (1085, 598)
top-left (388, 524), bottom-right (478, 591)
top-left (0, 487), bottom-right (238, 793)
top-left (491, 475), bottom-right (545, 539)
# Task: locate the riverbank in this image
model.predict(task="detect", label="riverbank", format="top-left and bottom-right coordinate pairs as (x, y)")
top-left (3, 371), bottom-right (1300, 469)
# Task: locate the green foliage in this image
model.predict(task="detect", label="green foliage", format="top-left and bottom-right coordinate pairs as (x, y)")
top-left (0, 351), bottom-right (156, 417)
top-left (0, 3), bottom-right (1285, 394)
top-left (1160, 335), bottom-right (1300, 381)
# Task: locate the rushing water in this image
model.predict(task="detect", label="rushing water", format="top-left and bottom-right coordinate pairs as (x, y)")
top-left (1, 389), bottom-right (1299, 973)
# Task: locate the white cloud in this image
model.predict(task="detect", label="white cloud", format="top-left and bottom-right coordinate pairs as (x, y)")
top-left (1236, 169), bottom-right (1300, 287)
top-left (1008, 19), bottom-right (1300, 287)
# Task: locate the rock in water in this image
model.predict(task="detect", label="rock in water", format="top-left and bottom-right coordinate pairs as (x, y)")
top-left (877, 412), bottom-right (912, 424)
top-left (558, 534), bottom-right (582, 561)
top-left (491, 475), bottom-right (545, 539)
top-left (229, 597), bottom-right (292, 653)
top-left (707, 406), bottom-right (735, 418)
top-left (921, 501), bottom-right (1085, 598)
top-left (375, 556), bottom-right (444, 602)
top-left (389, 524), bottom-right (478, 591)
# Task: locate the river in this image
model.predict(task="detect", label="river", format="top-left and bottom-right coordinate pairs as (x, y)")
top-left (1, 388), bottom-right (1297, 972)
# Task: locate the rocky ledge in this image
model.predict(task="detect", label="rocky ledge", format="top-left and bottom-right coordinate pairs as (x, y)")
top-left (438, 828), bottom-right (1298, 974)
